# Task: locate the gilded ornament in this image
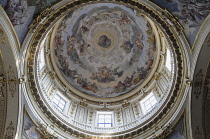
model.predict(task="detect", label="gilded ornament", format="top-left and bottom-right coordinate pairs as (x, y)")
top-left (205, 77), bottom-right (210, 99)
top-left (194, 126), bottom-right (202, 139)
top-left (0, 75), bottom-right (6, 98)
top-left (160, 51), bottom-right (166, 57)
top-left (29, 8), bottom-right (54, 32)
top-left (100, 102), bottom-right (110, 110)
top-left (49, 71), bottom-right (56, 79)
top-left (116, 109), bottom-right (121, 124)
top-left (0, 29), bottom-right (6, 44)
top-left (154, 124), bottom-right (171, 139)
top-left (70, 102), bottom-right (77, 115)
top-left (161, 9), bottom-right (183, 35)
top-left (80, 99), bottom-right (88, 107)
top-left (133, 103), bottom-right (140, 116)
top-left (37, 123), bottom-right (57, 139)
top-left (155, 73), bottom-right (161, 81)
top-left (122, 100), bottom-right (130, 108)
top-left (46, 49), bottom-right (51, 55)
top-left (4, 121), bottom-right (15, 139)
top-left (49, 86), bottom-right (56, 96)
top-left (41, 67), bottom-right (48, 77)
top-left (0, 74), bottom-right (5, 87)
top-left (19, 75), bottom-right (27, 84)
top-left (7, 66), bottom-right (17, 97)
top-left (185, 77), bottom-right (191, 86)
top-left (194, 69), bottom-right (203, 99)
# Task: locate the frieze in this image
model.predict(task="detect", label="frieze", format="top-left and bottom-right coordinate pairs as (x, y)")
top-left (26, 0), bottom-right (185, 137)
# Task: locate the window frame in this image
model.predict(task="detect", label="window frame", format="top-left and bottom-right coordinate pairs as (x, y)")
top-left (53, 94), bottom-right (66, 112)
top-left (96, 112), bottom-right (113, 128)
top-left (140, 92), bottom-right (157, 114)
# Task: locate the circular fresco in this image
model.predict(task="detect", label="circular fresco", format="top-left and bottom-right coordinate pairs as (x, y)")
top-left (54, 3), bottom-right (157, 98)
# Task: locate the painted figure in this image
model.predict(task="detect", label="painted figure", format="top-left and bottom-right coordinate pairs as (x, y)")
top-left (114, 81), bottom-right (126, 93)
top-left (5, 0), bottom-right (28, 26)
top-left (120, 41), bottom-right (134, 53)
top-left (98, 35), bottom-right (111, 48)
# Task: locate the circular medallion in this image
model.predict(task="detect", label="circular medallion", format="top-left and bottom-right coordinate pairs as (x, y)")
top-left (98, 35), bottom-right (112, 49)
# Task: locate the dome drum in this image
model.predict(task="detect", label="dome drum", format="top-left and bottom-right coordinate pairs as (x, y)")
top-left (24, 0), bottom-right (188, 138)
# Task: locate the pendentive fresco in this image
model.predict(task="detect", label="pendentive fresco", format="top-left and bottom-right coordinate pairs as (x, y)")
top-left (150, 0), bottom-right (210, 46)
top-left (22, 112), bottom-right (44, 139)
top-left (0, 0), bottom-right (59, 43)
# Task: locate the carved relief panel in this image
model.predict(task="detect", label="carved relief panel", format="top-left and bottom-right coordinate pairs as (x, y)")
top-left (114, 108), bottom-right (123, 126)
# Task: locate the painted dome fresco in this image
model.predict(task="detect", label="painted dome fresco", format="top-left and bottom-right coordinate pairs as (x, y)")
top-left (53, 3), bottom-right (158, 98)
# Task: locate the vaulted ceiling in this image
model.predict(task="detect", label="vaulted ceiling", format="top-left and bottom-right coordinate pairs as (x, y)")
top-left (0, 0), bottom-right (209, 139)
